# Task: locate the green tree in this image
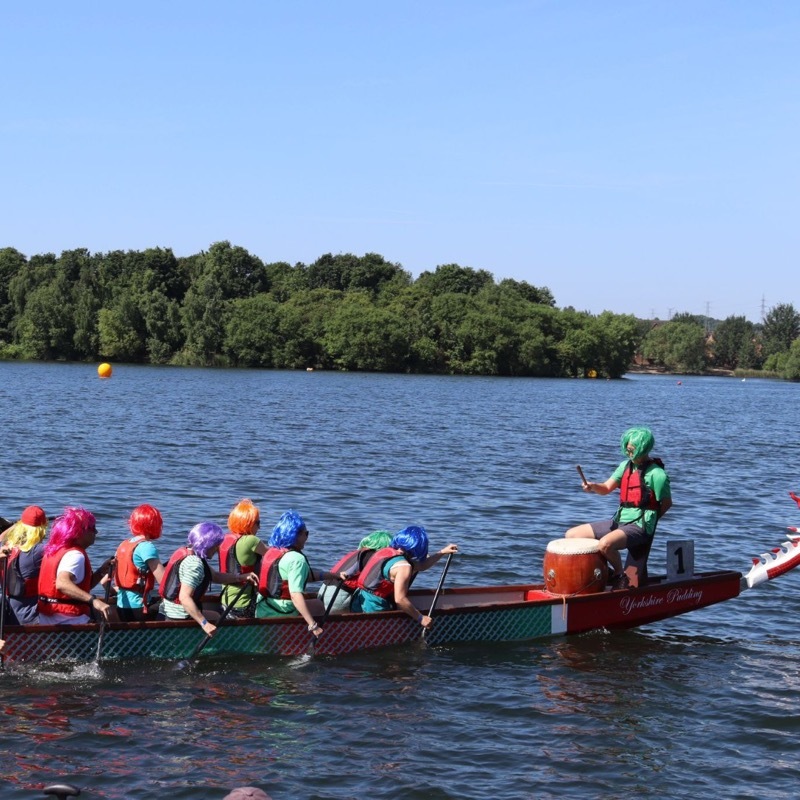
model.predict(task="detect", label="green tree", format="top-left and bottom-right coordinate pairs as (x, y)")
top-left (590, 312), bottom-right (640, 378)
top-left (273, 289), bottom-right (341, 369)
top-left (97, 299), bottom-right (146, 361)
top-left (556, 313), bottom-right (597, 378)
top-left (141, 291), bottom-right (184, 364)
top-left (642, 321), bottom-right (707, 373)
top-left (323, 293), bottom-right (411, 371)
top-left (14, 280), bottom-right (74, 359)
top-left (0, 247), bottom-right (26, 340)
top-left (712, 316), bottom-right (755, 369)
top-left (224, 294), bottom-right (280, 367)
top-left (762, 303), bottom-right (800, 357)
top-left (781, 338), bottom-right (800, 380)
top-left (265, 261), bottom-right (308, 302)
top-left (497, 277), bottom-right (555, 307)
top-left (415, 264), bottom-right (494, 296)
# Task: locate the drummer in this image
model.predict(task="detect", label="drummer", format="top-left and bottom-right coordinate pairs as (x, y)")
top-left (565, 426), bottom-right (671, 589)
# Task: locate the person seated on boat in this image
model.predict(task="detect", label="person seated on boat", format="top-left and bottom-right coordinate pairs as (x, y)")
top-left (159, 521), bottom-right (258, 636)
top-left (219, 498), bottom-right (268, 619)
top-left (114, 504), bottom-right (166, 622)
top-left (37, 507), bottom-right (116, 625)
top-left (317, 529), bottom-right (392, 613)
top-left (350, 525), bottom-right (459, 629)
top-left (1, 505), bottom-right (48, 625)
top-left (255, 510), bottom-right (347, 639)
top-left (565, 425), bottom-right (672, 589)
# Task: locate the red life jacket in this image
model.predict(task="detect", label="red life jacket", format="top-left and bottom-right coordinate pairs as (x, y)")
top-left (328, 547), bottom-right (377, 594)
top-left (619, 458), bottom-right (664, 515)
top-left (218, 533), bottom-right (259, 575)
top-left (356, 547), bottom-right (414, 600)
top-left (37, 546), bottom-right (93, 618)
top-left (257, 547), bottom-right (292, 599)
top-left (114, 536), bottom-right (155, 610)
top-left (158, 547), bottom-right (212, 605)
top-left (4, 545), bottom-right (41, 599)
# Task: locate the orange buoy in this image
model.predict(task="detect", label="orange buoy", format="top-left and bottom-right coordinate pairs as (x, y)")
top-left (98, 363), bottom-right (113, 379)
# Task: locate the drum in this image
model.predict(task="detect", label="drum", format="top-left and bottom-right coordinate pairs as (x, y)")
top-left (543, 538), bottom-right (608, 595)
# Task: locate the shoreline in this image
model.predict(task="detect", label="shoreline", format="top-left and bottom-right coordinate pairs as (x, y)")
top-left (626, 365), bottom-right (735, 377)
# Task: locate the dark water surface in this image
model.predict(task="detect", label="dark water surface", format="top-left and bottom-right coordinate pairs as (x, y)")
top-left (2, 363), bottom-right (800, 799)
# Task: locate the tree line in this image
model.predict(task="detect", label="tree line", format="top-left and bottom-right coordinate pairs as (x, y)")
top-left (639, 307), bottom-right (800, 379)
top-left (0, 242), bottom-right (798, 379)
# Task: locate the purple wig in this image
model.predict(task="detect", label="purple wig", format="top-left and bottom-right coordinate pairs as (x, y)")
top-left (391, 526), bottom-right (429, 563)
top-left (44, 507), bottom-right (96, 556)
top-left (269, 510), bottom-right (306, 549)
top-left (188, 521), bottom-right (225, 558)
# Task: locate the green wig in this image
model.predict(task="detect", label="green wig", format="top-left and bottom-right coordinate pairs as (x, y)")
top-left (620, 426), bottom-right (655, 460)
top-left (358, 530), bottom-right (392, 550)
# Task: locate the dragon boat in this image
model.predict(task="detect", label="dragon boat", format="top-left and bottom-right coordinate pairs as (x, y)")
top-left (2, 529), bottom-right (799, 667)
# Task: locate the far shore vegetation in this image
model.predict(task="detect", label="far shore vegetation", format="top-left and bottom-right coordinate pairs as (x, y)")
top-left (1, 243), bottom-right (799, 380)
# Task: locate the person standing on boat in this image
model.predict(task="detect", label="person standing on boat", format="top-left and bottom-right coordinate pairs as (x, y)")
top-left (114, 504), bottom-right (165, 621)
top-left (219, 499), bottom-right (268, 619)
top-left (160, 521), bottom-right (258, 636)
top-left (350, 526), bottom-right (459, 629)
top-left (1, 505), bottom-right (48, 624)
top-left (566, 426), bottom-right (672, 588)
top-left (255, 510), bottom-right (346, 638)
top-left (37, 507), bottom-right (115, 625)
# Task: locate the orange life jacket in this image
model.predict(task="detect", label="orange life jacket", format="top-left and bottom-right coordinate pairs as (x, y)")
top-left (618, 458), bottom-right (664, 519)
top-left (328, 547), bottom-right (377, 594)
top-left (356, 547), bottom-right (414, 600)
top-left (37, 546), bottom-right (93, 618)
top-left (114, 536), bottom-right (156, 611)
top-left (257, 547), bottom-right (292, 599)
top-left (218, 533), bottom-right (259, 575)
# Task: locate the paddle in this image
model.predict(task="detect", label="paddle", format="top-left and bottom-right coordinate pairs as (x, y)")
top-left (576, 464), bottom-right (588, 486)
top-left (307, 578), bottom-right (344, 655)
top-left (421, 552), bottom-right (453, 641)
top-left (93, 563), bottom-right (114, 665)
top-left (175, 581), bottom-right (250, 670)
top-left (0, 552), bottom-right (8, 670)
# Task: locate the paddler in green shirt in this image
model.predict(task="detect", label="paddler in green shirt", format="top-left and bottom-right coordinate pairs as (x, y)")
top-left (220, 498), bottom-right (268, 618)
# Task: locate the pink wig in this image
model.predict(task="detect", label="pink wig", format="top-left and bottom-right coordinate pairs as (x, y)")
top-left (45, 507), bottom-right (97, 556)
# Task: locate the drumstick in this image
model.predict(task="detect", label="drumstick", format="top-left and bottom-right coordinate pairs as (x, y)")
top-left (576, 465), bottom-right (588, 485)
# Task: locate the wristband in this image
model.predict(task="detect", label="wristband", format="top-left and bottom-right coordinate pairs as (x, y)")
top-left (418, 614), bottom-right (424, 624)
top-left (308, 622), bottom-right (320, 631)
top-left (200, 618), bottom-right (209, 627)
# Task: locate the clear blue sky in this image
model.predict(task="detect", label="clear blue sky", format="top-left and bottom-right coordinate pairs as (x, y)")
top-left (2, 1), bottom-right (798, 322)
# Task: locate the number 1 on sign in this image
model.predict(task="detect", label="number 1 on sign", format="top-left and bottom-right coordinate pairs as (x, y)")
top-left (666, 540), bottom-right (694, 581)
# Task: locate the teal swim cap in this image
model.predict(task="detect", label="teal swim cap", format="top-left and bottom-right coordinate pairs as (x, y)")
top-left (620, 426), bottom-right (655, 460)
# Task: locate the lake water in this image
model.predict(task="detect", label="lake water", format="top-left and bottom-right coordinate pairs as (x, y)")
top-left (1, 363), bottom-right (800, 799)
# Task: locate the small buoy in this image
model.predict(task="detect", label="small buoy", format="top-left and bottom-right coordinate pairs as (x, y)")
top-left (676, 380), bottom-right (682, 385)
top-left (306, 367), bottom-right (314, 372)
top-left (98, 363), bottom-right (112, 379)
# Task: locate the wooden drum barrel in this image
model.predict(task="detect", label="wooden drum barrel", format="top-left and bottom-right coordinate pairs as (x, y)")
top-left (543, 538), bottom-right (608, 595)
